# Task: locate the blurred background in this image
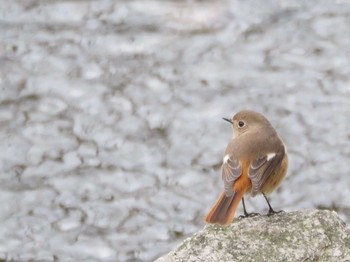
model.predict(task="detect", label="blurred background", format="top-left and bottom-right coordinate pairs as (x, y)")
top-left (1, 0), bottom-right (350, 261)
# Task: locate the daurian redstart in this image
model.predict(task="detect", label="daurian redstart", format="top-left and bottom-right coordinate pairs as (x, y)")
top-left (205, 110), bottom-right (288, 225)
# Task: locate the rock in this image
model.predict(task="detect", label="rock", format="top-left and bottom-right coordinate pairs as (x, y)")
top-left (155, 210), bottom-right (350, 262)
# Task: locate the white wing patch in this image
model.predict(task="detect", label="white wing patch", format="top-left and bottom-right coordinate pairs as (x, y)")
top-left (266, 153), bottom-right (276, 161)
top-left (223, 154), bottom-right (230, 164)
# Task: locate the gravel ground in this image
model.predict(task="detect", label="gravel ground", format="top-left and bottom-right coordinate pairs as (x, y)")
top-left (1, 0), bottom-right (350, 261)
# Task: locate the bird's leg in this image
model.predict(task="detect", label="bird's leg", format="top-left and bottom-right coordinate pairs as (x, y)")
top-left (263, 193), bottom-right (284, 216)
top-left (238, 197), bottom-right (260, 218)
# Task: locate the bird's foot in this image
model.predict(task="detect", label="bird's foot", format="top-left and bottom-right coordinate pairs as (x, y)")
top-left (238, 212), bottom-right (260, 219)
top-left (267, 209), bottom-right (284, 216)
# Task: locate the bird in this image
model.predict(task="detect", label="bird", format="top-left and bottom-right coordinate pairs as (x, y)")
top-left (205, 110), bottom-right (288, 225)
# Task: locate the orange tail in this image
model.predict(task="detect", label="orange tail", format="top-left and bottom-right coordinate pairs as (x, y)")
top-left (205, 190), bottom-right (245, 225)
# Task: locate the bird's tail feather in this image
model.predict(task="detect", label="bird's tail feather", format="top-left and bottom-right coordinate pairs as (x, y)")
top-left (205, 190), bottom-right (244, 225)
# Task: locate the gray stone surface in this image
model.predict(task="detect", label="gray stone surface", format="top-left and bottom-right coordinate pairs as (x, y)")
top-left (156, 210), bottom-right (350, 262)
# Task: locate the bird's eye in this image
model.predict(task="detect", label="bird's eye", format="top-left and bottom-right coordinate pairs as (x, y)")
top-left (238, 120), bottom-right (245, 128)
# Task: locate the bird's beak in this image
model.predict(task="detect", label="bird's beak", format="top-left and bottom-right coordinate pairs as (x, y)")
top-left (222, 117), bottom-right (233, 124)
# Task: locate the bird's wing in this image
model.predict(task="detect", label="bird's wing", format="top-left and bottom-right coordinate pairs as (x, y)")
top-left (221, 154), bottom-right (242, 196)
top-left (248, 144), bottom-right (285, 196)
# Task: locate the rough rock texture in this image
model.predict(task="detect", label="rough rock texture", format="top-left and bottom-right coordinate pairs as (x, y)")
top-left (156, 210), bottom-right (350, 262)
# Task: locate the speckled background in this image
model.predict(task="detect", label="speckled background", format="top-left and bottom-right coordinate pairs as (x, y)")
top-left (1, 0), bottom-right (350, 261)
